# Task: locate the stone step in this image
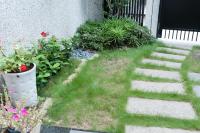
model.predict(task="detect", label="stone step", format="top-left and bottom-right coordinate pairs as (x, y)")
top-left (126, 97), bottom-right (197, 120)
top-left (162, 43), bottom-right (193, 50)
top-left (126, 126), bottom-right (200, 133)
top-left (188, 72), bottom-right (200, 82)
top-left (142, 58), bottom-right (182, 69)
top-left (151, 52), bottom-right (186, 61)
top-left (193, 86), bottom-right (200, 97)
top-left (135, 68), bottom-right (181, 81)
top-left (156, 47), bottom-right (190, 56)
top-left (131, 80), bottom-right (185, 94)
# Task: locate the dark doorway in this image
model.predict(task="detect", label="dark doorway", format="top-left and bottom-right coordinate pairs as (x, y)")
top-left (157, 0), bottom-right (200, 41)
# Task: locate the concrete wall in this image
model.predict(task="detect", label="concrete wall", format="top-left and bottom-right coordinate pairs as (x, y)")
top-left (0, 0), bottom-right (103, 54)
top-left (144, 0), bottom-right (160, 37)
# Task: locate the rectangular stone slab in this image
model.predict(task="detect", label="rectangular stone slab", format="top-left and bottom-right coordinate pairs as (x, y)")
top-left (142, 58), bottom-right (182, 69)
top-left (188, 72), bottom-right (200, 82)
top-left (135, 68), bottom-right (181, 81)
top-left (151, 52), bottom-right (186, 61)
top-left (131, 80), bottom-right (185, 94)
top-left (126, 126), bottom-right (200, 133)
top-left (156, 47), bottom-right (190, 55)
top-left (162, 43), bottom-right (193, 50)
top-left (126, 97), bottom-right (197, 120)
top-left (193, 86), bottom-right (200, 97)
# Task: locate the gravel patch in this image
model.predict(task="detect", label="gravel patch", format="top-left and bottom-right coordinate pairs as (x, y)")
top-left (71, 49), bottom-right (96, 59)
top-left (131, 80), bottom-right (185, 94)
top-left (126, 97), bottom-right (197, 120)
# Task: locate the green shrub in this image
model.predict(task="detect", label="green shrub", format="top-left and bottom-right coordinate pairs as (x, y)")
top-left (33, 36), bottom-right (73, 87)
top-left (74, 18), bottom-right (154, 51)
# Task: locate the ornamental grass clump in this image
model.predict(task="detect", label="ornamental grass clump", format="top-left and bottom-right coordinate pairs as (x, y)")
top-left (73, 18), bottom-right (154, 51)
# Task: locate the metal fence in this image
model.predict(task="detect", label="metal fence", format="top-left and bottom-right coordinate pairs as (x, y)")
top-left (112, 0), bottom-right (146, 26)
top-left (161, 29), bottom-right (200, 42)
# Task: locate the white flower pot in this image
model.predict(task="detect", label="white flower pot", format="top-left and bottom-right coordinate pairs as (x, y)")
top-left (3, 64), bottom-right (38, 107)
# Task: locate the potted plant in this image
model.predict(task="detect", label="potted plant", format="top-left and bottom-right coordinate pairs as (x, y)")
top-left (0, 47), bottom-right (38, 107)
top-left (0, 88), bottom-right (42, 133)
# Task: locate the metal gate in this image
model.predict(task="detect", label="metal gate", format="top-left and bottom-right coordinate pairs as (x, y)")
top-left (107, 0), bottom-right (146, 26)
top-left (157, 0), bottom-right (200, 41)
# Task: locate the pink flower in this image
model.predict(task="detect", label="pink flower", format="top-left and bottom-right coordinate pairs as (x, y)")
top-left (4, 106), bottom-right (17, 113)
top-left (21, 108), bottom-right (28, 116)
top-left (12, 114), bottom-right (20, 121)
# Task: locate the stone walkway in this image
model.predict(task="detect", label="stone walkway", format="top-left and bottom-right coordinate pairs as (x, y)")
top-left (125, 44), bottom-right (200, 132)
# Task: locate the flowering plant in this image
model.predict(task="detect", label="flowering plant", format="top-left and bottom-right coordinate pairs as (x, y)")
top-left (0, 47), bottom-right (34, 73)
top-left (0, 87), bottom-right (42, 133)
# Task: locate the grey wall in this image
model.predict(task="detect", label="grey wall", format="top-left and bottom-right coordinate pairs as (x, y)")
top-left (144, 0), bottom-right (160, 37)
top-left (0, 0), bottom-right (103, 54)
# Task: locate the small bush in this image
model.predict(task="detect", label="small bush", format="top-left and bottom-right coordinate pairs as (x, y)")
top-left (33, 36), bottom-right (73, 87)
top-left (74, 18), bottom-right (154, 51)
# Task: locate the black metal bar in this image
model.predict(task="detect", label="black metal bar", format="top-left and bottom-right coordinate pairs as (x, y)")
top-left (183, 31), bottom-right (186, 40)
top-left (187, 31), bottom-right (190, 41)
top-left (180, 30), bottom-right (182, 40)
top-left (141, 0), bottom-right (145, 26)
top-left (176, 30), bottom-right (178, 39)
top-left (138, 0), bottom-right (141, 25)
top-left (196, 32), bottom-right (199, 41)
top-left (192, 30), bottom-right (194, 41)
top-left (133, 0), bottom-right (137, 21)
top-left (136, 0), bottom-right (140, 22)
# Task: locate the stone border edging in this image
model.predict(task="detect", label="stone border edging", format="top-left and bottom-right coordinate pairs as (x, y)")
top-left (31, 98), bottom-right (53, 133)
top-left (63, 54), bottom-right (99, 85)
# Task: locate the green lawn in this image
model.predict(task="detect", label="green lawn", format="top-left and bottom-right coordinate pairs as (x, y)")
top-left (40, 43), bottom-right (200, 133)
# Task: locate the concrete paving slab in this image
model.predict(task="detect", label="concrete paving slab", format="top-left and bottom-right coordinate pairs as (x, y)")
top-left (193, 86), bottom-right (200, 97)
top-left (126, 97), bottom-right (197, 119)
top-left (135, 68), bottom-right (181, 81)
top-left (152, 52), bottom-right (186, 61)
top-left (156, 47), bottom-right (190, 55)
top-left (131, 80), bottom-right (185, 94)
top-left (142, 58), bottom-right (182, 69)
top-left (188, 72), bottom-right (200, 82)
top-left (125, 126), bottom-right (200, 133)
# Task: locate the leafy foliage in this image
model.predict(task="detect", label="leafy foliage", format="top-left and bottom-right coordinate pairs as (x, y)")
top-left (0, 49), bottom-right (34, 73)
top-left (33, 36), bottom-right (73, 87)
top-left (74, 18), bottom-right (154, 51)
top-left (104, 0), bottom-right (129, 17)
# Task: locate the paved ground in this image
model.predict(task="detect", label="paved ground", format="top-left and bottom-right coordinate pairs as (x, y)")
top-left (126, 126), bottom-right (200, 133)
top-left (151, 52), bottom-right (186, 61)
top-left (135, 68), bottom-right (181, 81)
top-left (193, 86), bottom-right (200, 97)
top-left (142, 58), bottom-right (182, 69)
top-left (188, 72), bottom-right (200, 82)
top-left (126, 97), bottom-right (196, 119)
top-left (131, 81), bottom-right (185, 94)
top-left (126, 43), bottom-right (200, 132)
top-left (156, 47), bottom-right (190, 55)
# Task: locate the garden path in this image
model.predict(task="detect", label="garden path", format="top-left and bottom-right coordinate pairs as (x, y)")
top-left (125, 43), bottom-right (200, 133)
